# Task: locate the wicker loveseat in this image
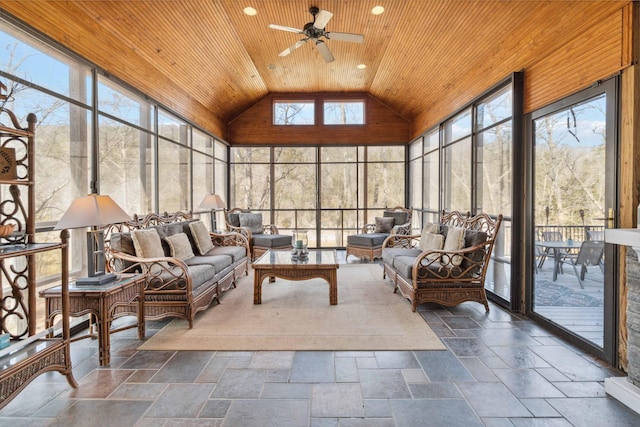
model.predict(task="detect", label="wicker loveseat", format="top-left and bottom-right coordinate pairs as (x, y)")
top-left (104, 211), bottom-right (250, 327)
top-left (224, 208), bottom-right (293, 261)
top-left (346, 206), bottom-right (412, 261)
top-left (382, 211), bottom-right (502, 312)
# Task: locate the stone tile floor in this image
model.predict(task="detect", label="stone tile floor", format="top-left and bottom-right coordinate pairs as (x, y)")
top-left (1, 257), bottom-right (639, 426)
top-left (2, 302), bottom-right (639, 426)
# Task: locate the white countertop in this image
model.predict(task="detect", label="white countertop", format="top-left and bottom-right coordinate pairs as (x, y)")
top-left (604, 228), bottom-right (640, 247)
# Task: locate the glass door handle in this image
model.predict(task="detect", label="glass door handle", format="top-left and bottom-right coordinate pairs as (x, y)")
top-left (594, 208), bottom-right (615, 228)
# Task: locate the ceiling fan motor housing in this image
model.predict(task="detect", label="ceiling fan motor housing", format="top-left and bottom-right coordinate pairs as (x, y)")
top-left (303, 22), bottom-right (325, 39)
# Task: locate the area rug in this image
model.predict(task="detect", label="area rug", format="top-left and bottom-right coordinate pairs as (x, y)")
top-left (534, 280), bottom-right (602, 307)
top-left (138, 264), bottom-right (445, 351)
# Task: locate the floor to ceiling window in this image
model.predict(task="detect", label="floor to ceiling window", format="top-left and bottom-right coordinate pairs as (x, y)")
top-left (409, 76), bottom-right (517, 306)
top-left (98, 78), bottom-right (154, 216)
top-left (443, 110), bottom-right (473, 213)
top-left (528, 78), bottom-right (617, 361)
top-left (0, 19), bottom-right (228, 281)
top-left (230, 145), bottom-right (405, 248)
top-left (320, 147), bottom-right (357, 247)
top-left (475, 88), bottom-right (514, 302)
top-left (273, 147), bottom-right (318, 245)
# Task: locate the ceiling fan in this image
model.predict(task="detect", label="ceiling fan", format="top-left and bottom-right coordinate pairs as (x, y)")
top-left (268, 6), bottom-right (364, 63)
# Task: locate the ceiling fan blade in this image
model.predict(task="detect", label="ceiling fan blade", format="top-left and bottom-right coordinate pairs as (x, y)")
top-left (315, 40), bottom-right (335, 63)
top-left (268, 24), bottom-right (303, 34)
top-left (326, 32), bottom-right (364, 43)
top-left (279, 39), bottom-right (307, 57)
top-left (314, 9), bottom-right (333, 29)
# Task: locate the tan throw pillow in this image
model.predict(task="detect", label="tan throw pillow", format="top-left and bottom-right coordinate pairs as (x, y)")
top-left (419, 222), bottom-right (440, 250)
top-left (375, 216), bottom-right (395, 233)
top-left (131, 228), bottom-right (166, 273)
top-left (131, 228), bottom-right (165, 258)
top-left (421, 232), bottom-right (445, 261)
top-left (164, 233), bottom-right (195, 260)
top-left (443, 226), bottom-right (466, 266)
top-left (189, 220), bottom-right (215, 255)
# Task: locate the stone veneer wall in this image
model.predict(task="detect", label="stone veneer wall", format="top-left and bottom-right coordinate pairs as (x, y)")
top-left (626, 250), bottom-right (640, 387)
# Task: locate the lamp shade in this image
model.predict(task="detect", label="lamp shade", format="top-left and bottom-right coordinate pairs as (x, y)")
top-left (54, 194), bottom-right (131, 230)
top-left (199, 194), bottom-right (226, 210)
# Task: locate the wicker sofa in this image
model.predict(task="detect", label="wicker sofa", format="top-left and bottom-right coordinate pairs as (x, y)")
top-left (382, 211), bottom-right (502, 312)
top-left (104, 211), bottom-right (250, 328)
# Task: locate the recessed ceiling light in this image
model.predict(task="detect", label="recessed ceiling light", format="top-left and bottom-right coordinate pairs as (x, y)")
top-left (357, 64), bottom-right (366, 69)
top-left (371, 6), bottom-right (384, 15)
top-left (244, 7), bottom-right (257, 16)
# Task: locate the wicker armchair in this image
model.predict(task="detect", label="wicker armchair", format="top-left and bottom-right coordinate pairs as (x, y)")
top-left (224, 208), bottom-right (293, 260)
top-left (346, 207), bottom-right (413, 261)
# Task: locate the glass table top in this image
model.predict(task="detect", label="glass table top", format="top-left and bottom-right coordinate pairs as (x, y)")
top-left (253, 249), bottom-right (338, 266)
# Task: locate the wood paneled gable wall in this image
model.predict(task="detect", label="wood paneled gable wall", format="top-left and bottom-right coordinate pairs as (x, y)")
top-left (228, 93), bottom-right (410, 145)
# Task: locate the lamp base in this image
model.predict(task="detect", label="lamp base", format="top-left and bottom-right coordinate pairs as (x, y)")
top-left (75, 273), bottom-right (117, 286)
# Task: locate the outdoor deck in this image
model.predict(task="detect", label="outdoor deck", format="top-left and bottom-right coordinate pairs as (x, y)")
top-left (534, 256), bottom-right (604, 347)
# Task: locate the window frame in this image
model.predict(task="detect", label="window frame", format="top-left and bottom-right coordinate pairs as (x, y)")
top-left (322, 100), bottom-right (366, 125)
top-left (272, 100), bottom-right (315, 125)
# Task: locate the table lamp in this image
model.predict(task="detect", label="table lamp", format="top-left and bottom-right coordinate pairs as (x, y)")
top-left (199, 194), bottom-right (226, 231)
top-left (55, 194), bottom-right (131, 285)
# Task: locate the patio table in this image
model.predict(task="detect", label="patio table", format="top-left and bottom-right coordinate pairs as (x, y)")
top-left (535, 240), bottom-right (583, 281)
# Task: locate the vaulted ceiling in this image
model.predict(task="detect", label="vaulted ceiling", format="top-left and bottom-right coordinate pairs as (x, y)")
top-left (0, 0), bottom-right (630, 139)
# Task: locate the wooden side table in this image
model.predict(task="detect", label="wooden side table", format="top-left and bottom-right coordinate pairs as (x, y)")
top-left (39, 274), bottom-right (145, 366)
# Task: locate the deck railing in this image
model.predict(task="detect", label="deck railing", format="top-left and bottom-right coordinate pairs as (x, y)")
top-left (535, 224), bottom-right (605, 242)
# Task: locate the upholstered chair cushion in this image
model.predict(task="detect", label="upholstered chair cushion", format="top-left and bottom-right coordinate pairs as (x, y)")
top-left (383, 210), bottom-right (410, 226)
top-left (228, 212), bottom-right (241, 228)
top-left (204, 245), bottom-right (247, 263)
top-left (443, 226), bottom-right (466, 266)
top-left (461, 229), bottom-right (489, 274)
top-left (110, 232), bottom-right (136, 256)
top-left (347, 233), bottom-right (389, 247)
top-left (374, 217), bottom-right (395, 233)
top-left (239, 212), bottom-right (264, 235)
top-left (189, 220), bottom-right (215, 255)
top-left (164, 233), bottom-right (195, 260)
top-left (253, 234), bottom-right (292, 248)
top-left (109, 232), bottom-right (138, 272)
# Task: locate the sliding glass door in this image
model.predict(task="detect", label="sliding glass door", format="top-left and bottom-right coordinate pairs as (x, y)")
top-left (529, 78), bottom-right (617, 361)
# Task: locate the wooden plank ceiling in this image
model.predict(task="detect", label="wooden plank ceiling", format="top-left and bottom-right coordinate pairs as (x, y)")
top-left (0, 0), bottom-right (630, 138)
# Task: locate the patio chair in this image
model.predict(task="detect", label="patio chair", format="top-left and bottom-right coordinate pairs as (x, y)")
top-left (224, 208), bottom-right (293, 261)
top-left (558, 240), bottom-right (604, 289)
top-left (586, 230), bottom-right (604, 241)
top-left (537, 231), bottom-right (564, 268)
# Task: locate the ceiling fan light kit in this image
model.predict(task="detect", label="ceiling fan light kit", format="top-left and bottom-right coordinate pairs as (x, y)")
top-left (269, 6), bottom-right (364, 63)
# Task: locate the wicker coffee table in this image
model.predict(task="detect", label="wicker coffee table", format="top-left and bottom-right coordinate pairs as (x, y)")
top-left (253, 249), bottom-right (339, 305)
